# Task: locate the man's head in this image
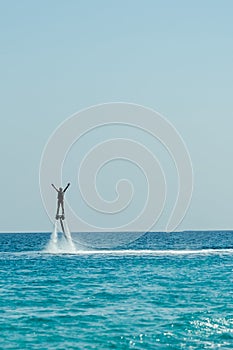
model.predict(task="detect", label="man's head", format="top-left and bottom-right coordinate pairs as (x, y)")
top-left (59, 187), bottom-right (62, 192)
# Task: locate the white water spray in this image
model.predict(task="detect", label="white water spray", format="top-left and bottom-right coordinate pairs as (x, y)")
top-left (63, 220), bottom-right (76, 251)
top-left (51, 221), bottom-right (58, 243)
top-left (45, 219), bottom-right (77, 254)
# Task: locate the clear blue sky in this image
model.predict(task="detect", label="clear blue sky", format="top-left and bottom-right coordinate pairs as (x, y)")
top-left (1, 0), bottom-right (233, 231)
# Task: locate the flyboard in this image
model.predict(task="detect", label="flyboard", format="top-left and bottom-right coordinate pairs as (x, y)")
top-left (56, 214), bottom-right (69, 241)
top-left (55, 214), bottom-right (72, 242)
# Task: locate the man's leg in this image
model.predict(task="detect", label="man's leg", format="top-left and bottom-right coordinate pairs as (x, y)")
top-left (57, 201), bottom-right (61, 216)
top-left (61, 201), bottom-right (64, 215)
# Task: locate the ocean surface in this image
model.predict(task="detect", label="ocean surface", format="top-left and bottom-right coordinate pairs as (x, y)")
top-left (0, 231), bottom-right (233, 349)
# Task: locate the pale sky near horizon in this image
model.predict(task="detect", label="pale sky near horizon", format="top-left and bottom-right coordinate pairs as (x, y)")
top-left (1, 1), bottom-right (233, 232)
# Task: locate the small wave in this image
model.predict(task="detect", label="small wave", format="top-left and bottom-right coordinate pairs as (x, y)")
top-left (43, 248), bottom-right (233, 256)
top-left (1, 248), bottom-right (233, 257)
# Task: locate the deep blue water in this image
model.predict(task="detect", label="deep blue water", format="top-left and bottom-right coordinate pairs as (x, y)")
top-left (0, 231), bottom-right (233, 349)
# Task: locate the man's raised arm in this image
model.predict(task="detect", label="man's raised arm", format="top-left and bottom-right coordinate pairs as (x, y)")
top-left (63, 183), bottom-right (70, 193)
top-left (51, 184), bottom-right (59, 192)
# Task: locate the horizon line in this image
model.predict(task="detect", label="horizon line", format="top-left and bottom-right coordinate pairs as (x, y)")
top-left (0, 229), bottom-right (232, 234)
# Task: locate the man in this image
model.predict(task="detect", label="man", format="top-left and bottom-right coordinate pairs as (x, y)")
top-left (51, 183), bottom-right (70, 219)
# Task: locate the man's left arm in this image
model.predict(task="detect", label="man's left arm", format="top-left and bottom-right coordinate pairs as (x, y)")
top-left (63, 183), bottom-right (70, 193)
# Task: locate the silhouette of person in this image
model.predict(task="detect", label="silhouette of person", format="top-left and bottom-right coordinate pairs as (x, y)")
top-left (51, 183), bottom-right (70, 218)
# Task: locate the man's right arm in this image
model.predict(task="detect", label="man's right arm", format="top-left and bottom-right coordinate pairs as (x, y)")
top-left (51, 184), bottom-right (58, 192)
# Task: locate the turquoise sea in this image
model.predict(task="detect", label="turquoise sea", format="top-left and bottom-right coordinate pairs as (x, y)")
top-left (0, 231), bottom-right (233, 349)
